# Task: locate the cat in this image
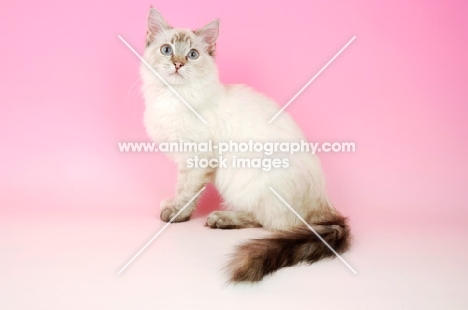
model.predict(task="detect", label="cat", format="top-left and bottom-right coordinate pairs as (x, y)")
top-left (140, 8), bottom-right (351, 282)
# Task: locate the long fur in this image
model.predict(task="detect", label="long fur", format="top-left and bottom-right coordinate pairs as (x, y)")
top-left (227, 214), bottom-right (351, 282)
top-left (140, 8), bottom-right (352, 282)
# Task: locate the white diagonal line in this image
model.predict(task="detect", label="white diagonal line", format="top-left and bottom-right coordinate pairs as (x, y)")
top-left (117, 187), bottom-right (206, 275)
top-left (118, 35), bottom-right (208, 124)
top-left (269, 187), bottom-right (357, 274)
top-left (268, 36), bottom-right (356, 123)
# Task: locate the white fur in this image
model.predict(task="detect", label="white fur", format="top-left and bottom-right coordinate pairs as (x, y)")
top-left (141, 9), bottom-right (336, 231)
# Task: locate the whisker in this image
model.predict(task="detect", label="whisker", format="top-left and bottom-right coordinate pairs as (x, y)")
top-left (126, 76), bottom-right (143, 117)
top-left (126, 76), bottom-right (143, 103)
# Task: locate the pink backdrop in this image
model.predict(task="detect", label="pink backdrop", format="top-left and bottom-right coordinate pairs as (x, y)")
top-left (2, 0), bottom-right (468, 308)
top-left (2, 0), bottom-right (466, 224)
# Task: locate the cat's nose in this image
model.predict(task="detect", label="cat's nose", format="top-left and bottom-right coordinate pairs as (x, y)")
top-left (174, 62), bottom-right (183, 70)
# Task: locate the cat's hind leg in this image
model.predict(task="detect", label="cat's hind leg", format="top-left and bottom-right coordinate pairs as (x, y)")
top-left (206, 211), bottom-right (262, 229)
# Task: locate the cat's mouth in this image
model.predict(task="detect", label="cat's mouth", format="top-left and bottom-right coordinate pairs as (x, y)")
top-left (164, 71), bottom-right (185, 85)
top-left (171, 71), bottom-right (183, 77)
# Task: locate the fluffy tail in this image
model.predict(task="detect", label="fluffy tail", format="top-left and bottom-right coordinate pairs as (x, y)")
top-left (227, 214), bottom-right (351, 282)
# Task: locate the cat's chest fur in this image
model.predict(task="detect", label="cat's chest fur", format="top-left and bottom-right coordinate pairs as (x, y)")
top-left (143, 84), bottom-right (219, 144)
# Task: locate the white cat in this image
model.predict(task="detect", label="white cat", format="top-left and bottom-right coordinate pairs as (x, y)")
top-left (140, 8), bottom-right (350, 282)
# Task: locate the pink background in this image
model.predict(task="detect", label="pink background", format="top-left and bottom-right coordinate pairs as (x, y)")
top-left (1, 0), bottom-right (467, 309)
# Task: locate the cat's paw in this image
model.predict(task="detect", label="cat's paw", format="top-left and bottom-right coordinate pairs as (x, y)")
top-left (206, 211), bottom-right (234, 229)
top-left (206, 211), bottom-right (262, 229)
top-left (159, 198), bottom-right (191, 223)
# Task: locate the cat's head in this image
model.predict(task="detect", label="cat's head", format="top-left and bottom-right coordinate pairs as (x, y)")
top-left (142, 8), bottom-right (219, 86)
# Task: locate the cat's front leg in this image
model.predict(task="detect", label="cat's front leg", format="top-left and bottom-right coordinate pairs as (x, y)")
top-left (160, 165), bottom-right (214, 223)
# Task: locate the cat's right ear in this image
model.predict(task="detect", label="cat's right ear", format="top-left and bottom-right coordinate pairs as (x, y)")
top-left (146, 8), bottom-right (171, 44)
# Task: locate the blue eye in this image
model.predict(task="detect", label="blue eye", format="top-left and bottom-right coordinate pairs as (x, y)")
top-left (187, 49), bottom-right (199, 60)
top-left (160, 44), bottom-right (173, 56)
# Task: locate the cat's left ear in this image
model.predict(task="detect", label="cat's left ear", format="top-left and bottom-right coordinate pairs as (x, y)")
top-left (195, 19), bottom-right (219, 55)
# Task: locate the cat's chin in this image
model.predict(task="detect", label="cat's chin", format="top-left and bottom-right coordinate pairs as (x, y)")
top-left (166, 73), bottom-right (187, 85)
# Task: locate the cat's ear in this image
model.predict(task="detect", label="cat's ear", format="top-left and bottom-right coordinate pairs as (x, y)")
top-left (195, 19), bottom-right (219, 55)
top-left (147, 8), bottom-right (171, 43)
top-left (196, 19), bottom-right (219, 45)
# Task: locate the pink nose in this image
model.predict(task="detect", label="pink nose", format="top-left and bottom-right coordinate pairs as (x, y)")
top-left (174, 62), bottom-right (183, 70)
